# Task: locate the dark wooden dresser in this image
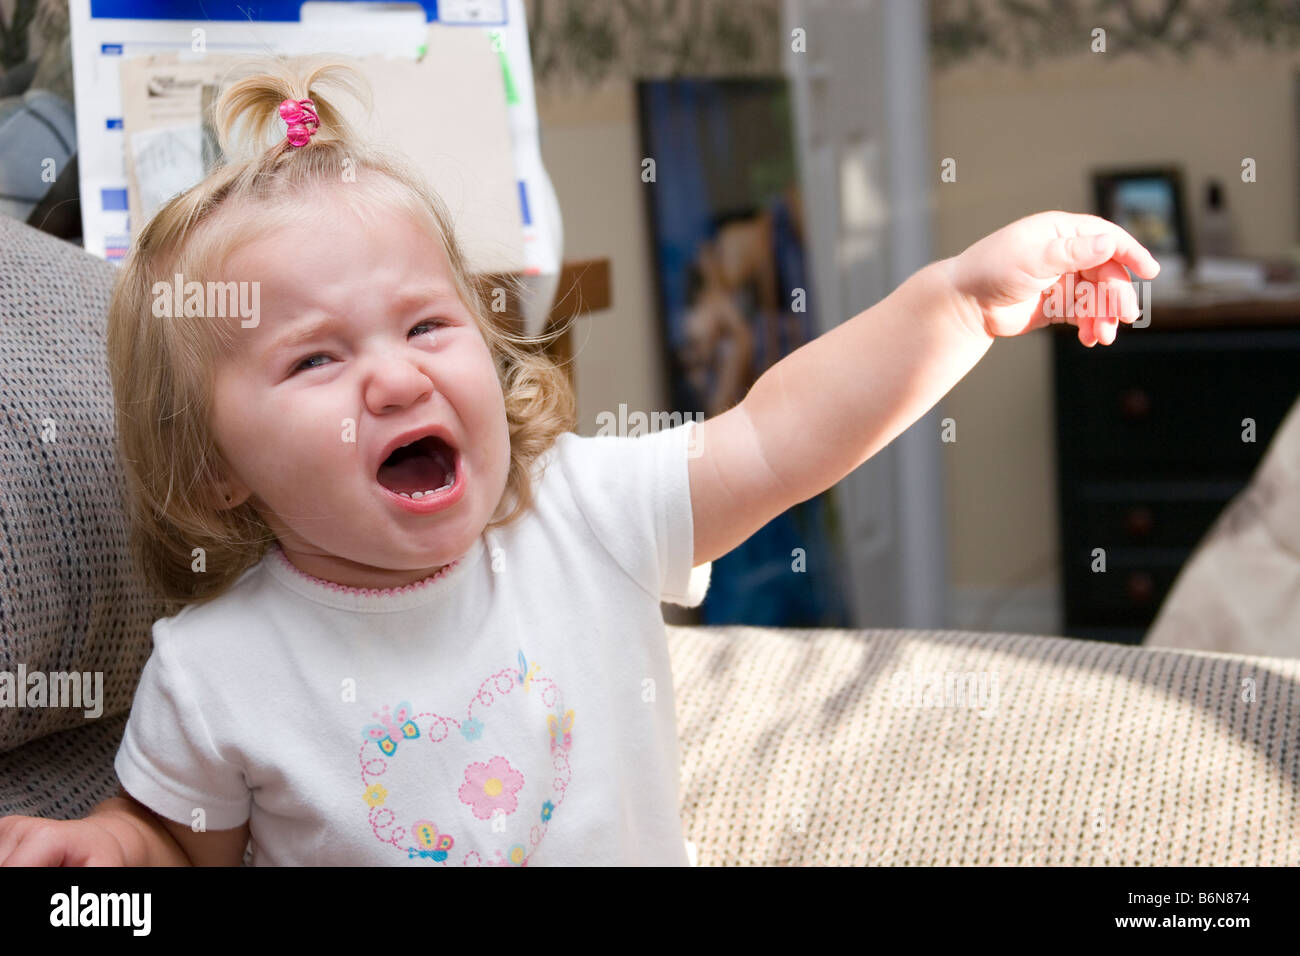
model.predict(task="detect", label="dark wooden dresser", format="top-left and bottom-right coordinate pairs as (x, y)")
top-left (1052, 286), bottom-right (1300, 644)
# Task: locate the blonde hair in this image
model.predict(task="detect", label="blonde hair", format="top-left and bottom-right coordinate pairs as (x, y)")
top-left (106, 55), bottom-right (577, 612)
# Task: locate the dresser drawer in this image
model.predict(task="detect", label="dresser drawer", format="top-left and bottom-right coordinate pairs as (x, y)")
top-left (1064, 547), bottom-right (1186, 626)
top-left (1075, 479), bottom-right (1245, 549)
top-left (1053, 321), bottom-right (1300, 642)
top-left (1054, 328), bottom-right (1300, 474)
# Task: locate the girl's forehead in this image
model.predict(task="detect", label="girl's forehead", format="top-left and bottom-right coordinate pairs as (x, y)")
top-left (222, 209), bottom-right (455, 287)
top-left (196, 192), bottom-right (470, 347)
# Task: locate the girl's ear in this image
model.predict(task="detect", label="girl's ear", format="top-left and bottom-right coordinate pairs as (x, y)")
top-left (217, 487), bottom-right (251, 510)
top-left (214, 480), bottom-right (252, 511)
top-left (206, 456), bottom-right (252, 511)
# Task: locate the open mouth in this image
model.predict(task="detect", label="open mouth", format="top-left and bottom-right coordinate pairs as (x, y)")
top-left (376, 435), bottom-right (458, 498)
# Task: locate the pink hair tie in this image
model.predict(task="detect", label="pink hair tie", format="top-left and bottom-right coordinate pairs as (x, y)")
top-left (278, 97), bottom-right (319, 148)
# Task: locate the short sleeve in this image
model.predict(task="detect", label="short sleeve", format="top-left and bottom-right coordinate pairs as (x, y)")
top-left (556, 419), bottom-right (712, 607)
top-left (113, 618), bottom-right (251, 829)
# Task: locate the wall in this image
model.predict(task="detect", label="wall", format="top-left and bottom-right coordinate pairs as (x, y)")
top-left (533, 6), bottom-right (1300, 631)
top-left (535, 82), bottom-right (670, 434)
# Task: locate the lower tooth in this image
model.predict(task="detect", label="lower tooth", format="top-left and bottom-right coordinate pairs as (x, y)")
top-left (403, 480), bottom-right (452, 499)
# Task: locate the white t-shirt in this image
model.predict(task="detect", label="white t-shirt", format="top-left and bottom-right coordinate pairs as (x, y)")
top-left (114, 420), bottom-right (711, 866)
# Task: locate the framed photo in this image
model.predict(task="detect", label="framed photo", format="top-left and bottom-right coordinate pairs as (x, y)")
top-left (1091, 166), bottom-right (1193, 266)
top-left (636, 76), bottom-right (850, 629)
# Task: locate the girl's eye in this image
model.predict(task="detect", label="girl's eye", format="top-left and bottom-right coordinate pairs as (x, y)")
top-left (409, 319), bottom-right (446, 337)
top-left (292, 353), bottom-right (330, 374)
top-left (289, 320), bottom-right (447, 375)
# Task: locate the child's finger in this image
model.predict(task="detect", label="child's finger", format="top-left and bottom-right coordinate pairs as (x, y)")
top-left (1078, 312), bottom-right (1099, 347)
top-left (1111, 282), bottom-right (1139, 326)
top-left (1091, 260), bottom-right (1137, 327)
top-left (1096, 313), bottom-right (1118, 345)
top-left (1117, 283), bottom-right (1141, 324)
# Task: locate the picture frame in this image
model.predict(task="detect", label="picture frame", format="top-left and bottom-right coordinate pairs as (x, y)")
top-left (635, 76), bottom-right (851, 629)
top-left (1091, 165), bottom-right (1193, 268)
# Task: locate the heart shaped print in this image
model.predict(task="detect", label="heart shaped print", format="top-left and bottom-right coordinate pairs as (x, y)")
top-left (358, 649), bottom-right (574, 866)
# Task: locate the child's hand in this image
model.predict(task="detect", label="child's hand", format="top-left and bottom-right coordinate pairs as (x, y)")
top-left (0, 813), bottom-right (141, 866)
top-left (944, 211), bottom-right (1161, 347)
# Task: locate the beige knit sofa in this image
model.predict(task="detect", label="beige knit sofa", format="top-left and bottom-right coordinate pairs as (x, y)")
top-left (2, 214), bottom-right (1297, 865)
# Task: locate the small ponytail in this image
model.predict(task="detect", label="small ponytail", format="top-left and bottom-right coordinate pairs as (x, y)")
top-left (212, 55), bottom-right (371, 161)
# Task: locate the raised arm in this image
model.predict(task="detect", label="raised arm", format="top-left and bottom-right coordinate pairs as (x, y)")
top-left (688, 257), bottom-right (990, 566)
top-left (688, 211), bottom-right (1160, 568)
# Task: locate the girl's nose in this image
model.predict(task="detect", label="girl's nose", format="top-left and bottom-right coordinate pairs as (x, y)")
top-left (364, 357), bottom-right (436, 414)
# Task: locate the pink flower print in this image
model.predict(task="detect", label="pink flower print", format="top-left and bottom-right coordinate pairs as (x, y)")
top-left (458, 756), bottom-right (524, 820)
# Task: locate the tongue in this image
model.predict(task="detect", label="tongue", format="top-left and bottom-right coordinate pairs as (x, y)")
top-left (377, 451), bottom-right (450, 495)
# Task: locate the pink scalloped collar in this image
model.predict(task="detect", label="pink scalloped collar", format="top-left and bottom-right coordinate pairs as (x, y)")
top-left (269, 543), bottom-right (462, 597)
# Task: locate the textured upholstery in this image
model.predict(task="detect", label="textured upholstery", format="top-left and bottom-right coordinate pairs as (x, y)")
top-left (668, 625), bottom-right (1299, 865)
top-left (1145, 394), bottom-right (1300, 659)
top-left (1, 214), bottom-right (1297, 865)
top-left (0, 714), bottom-right (128, 819)
top-left (0, 215), bottom-right (167, 752)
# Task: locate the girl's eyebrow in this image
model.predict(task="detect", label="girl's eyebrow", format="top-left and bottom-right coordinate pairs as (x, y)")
top-left (260, 287), bottom-right (459, 360)
top-left (262, 316), bottom-right (341, 361)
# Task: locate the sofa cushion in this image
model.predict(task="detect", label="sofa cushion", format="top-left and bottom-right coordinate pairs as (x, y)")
top-left (1145, 392), bottom-right (1300, 657)
top-left (668, 624), bottom-right (1300, 865)
top-left (0, 215), bottom-right (165, 751)
top-left (0, 713), bottom-right (127, 820)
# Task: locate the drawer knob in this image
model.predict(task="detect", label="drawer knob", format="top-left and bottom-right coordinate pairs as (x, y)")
top-left (1125, 506), bottom-right (1155, 538)
top-left (1120, 388), bottom-right (1151, 421)
top-left (1125, 570), bottom-right (1155, 605)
